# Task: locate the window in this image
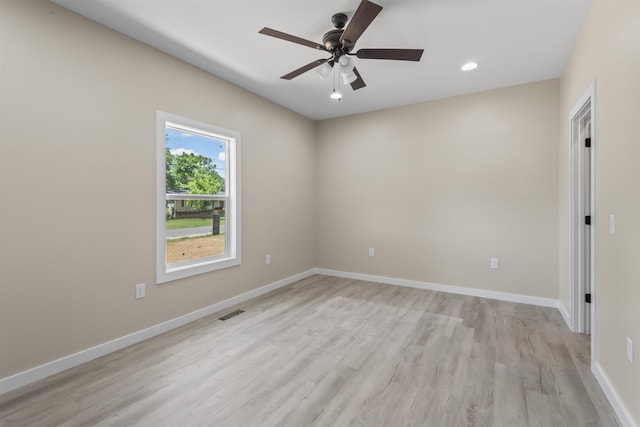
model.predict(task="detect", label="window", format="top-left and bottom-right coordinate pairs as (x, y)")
top-left (156, 111), bottom-right (240, 283)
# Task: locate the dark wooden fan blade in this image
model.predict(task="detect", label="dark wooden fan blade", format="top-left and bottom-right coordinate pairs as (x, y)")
top-left (350, 67), bottom-right (366, 90)
top-left (259, 27), bottom-right (325, 51)
top-left (340, 0), bottom-right (383, 47)
top-left (355, 49), bottom-right (424, 61)
top-left (281, 58), bottom-right (330, 80)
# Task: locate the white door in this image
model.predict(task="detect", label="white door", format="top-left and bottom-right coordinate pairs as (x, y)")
top-left (570, 103), bottom-right (593, 335)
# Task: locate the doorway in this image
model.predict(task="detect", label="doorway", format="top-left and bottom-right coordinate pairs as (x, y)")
top-left (569, 81), bottom-right (595, 336)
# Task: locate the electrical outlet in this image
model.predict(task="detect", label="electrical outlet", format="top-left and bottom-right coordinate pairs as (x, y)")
top-left (369, 248), bottom-right (375, 257)
top-left (135, 283), bottom-right (145, 300)
top-left (609, 214), bottom-right (615, 235)
top-left (265, 254), bottom-right (271, 265)
top-left (627, 337), bottom-right (634, 364)
top-left (491, 258), bottom-right (499, 269)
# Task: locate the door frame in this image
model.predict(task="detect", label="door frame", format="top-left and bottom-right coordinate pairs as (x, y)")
top-left (568, 81), bottom-right (596, 349)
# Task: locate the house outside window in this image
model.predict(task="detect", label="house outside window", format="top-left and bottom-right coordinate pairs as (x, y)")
top-left (156, 111), bottom-right (241, 283)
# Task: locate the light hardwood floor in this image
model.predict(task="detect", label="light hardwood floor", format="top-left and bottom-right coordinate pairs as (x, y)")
top-left (0, 275), bottom-right (620, 426)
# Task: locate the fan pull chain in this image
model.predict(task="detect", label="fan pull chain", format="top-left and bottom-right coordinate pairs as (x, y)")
top-left (332, 60), bottom-right (342, 101)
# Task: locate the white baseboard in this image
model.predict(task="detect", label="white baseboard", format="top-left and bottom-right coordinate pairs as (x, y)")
top-left (0, 269), bottom-right (316, 396)
top-left (314, 268), bottom-right (559, 308)
top-left (592, 362), bottom-right (638, 427)
top-left (558, 301), bottom-right (572, 329)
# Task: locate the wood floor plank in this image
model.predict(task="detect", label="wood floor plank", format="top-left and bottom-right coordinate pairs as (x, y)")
top-left (494, 362), bottom-right (530, 427)
top-left (0, 275), bottom-right (621, 427)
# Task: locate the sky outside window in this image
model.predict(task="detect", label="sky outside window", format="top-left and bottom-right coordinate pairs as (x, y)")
top-left (166, 127), bottom-right (226, 178)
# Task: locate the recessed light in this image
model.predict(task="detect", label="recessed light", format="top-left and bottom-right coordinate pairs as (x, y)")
top-left (461, 62), bottom-right (478, 71)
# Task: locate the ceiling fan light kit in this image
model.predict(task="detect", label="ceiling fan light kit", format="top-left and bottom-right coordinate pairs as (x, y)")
top-left (342, 71), bottom-right (358, 85)
top-left (338, 56), bottom-right (357, 85)
top-left (338, 55), bottom-right (352, 68)
top-left (259, 0), bottom-right (424, 98)
top-left (315, 62), bottom-right (333, 80)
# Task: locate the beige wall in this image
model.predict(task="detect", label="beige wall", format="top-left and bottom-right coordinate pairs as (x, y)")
top-left (316, 80), bottom-right (560, 299)
top-left (0, 0), bottom-right (316, 378)
top-left (559, 0), bottom-right (640, 424)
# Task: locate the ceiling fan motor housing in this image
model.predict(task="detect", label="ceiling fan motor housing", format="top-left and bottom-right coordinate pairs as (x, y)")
top-left (323, 13), bottom-right (355, 55)
top-left (322, 29), bottom-right (343, 51)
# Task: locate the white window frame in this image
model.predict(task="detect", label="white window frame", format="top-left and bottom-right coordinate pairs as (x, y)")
top-left (156, 111), bottom-right (241, 284)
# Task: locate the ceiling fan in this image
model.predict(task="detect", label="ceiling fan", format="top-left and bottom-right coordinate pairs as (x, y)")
top-left (258, 0), bottom-right (424, 96)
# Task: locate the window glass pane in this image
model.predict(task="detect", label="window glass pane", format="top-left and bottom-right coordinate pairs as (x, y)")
top-left (165, 125), bottom-right (227, 265)
top-left (165, 125), bottom-right (226, 195)
top-left (166, 200), bottom-right (226, 265)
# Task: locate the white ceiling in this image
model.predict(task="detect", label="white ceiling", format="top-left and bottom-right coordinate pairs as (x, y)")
top-left (52, 0), bottom-right (592, 120)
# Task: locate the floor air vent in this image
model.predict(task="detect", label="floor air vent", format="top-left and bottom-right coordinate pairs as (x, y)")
top-left (218, 309), bottom-right (244, 321)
